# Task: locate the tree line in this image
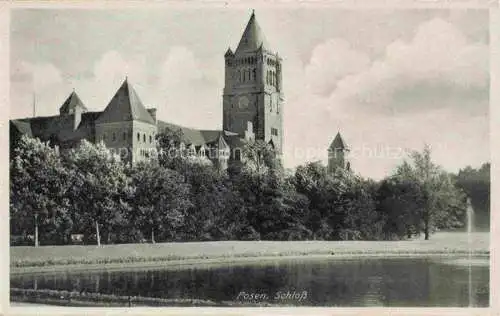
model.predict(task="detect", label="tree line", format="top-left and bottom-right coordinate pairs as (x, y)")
top-left (10, 130), bottom-right (490, 246)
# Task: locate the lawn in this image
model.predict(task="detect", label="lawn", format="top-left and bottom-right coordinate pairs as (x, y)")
top-left (10, 232), bottom-right (489, 272)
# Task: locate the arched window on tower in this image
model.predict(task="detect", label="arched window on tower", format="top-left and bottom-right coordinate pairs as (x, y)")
top-left (252, 68), bottom-right (257, 81)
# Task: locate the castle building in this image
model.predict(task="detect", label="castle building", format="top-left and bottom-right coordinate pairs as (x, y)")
top-left (10, 12), bottom-right (283, 167)
top-left (327, 132), bottom-right (350, 173)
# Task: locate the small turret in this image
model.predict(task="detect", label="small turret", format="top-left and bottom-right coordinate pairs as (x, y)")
top-left (59, 90), bottom-right (87, 130)
top-left (328, 132), bottom-right (350, 173)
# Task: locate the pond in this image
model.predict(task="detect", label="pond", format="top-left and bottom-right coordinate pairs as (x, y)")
top-left (11, 256), bottom-right (489, 307)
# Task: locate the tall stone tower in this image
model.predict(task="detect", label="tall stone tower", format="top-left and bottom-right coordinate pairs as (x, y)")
top-left (223, 11), bottom-right (284, 155)
top-left (328, 132), bottom-right (350, 173)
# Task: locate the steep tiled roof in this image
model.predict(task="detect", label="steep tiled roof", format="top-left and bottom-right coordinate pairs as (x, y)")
top-left (96, 78), bottom-right (155, 125)
top-left (10, 120), bottom-right (32, 137)
top-left (235, 11), bottom-right (270, 54)
top-left (157, 120), bottom-right (238, 148)
top-left (329, 132), bottom-right (348, 150)
top-left (59, 91), bottom-right (87, 114)
top-left (11, 111), bottom-right (102, 146)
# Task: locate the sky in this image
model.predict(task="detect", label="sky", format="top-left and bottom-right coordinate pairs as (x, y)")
top-left (10, 8), bottom-right (490, 179)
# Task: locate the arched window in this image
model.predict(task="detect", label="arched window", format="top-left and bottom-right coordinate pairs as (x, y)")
top-left (149, 135), bottom-right (152, 143)
top-left (123, 132), bottom-right (126, 141)
top-left (143, 134), bottom-right (146, 142)
top-left (253, 68), bottom-right (257, 81)
top-left (266, 72), bottom-right (269, 85)
top-left (137, 133), bottom-right (140, 142)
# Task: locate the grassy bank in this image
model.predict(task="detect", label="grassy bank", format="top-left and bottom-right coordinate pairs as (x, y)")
top-left (11, 232), bottom-right (489, 272)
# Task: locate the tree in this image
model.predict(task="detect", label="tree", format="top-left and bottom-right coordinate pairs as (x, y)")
top-left (128, 160), bottom-right (192, 242)
top-left (392, 145), bottom-right (466, 240)
top-left (376, 177), bottom-right (423, 240)
top-left (10, 135), bottom-right (72, 245)
top-left (65, 140), bottom-right (131, 246)
top-left (156, 127), bottom-right (186, 170)
top-left (454, 163), bottom-right (490, 230)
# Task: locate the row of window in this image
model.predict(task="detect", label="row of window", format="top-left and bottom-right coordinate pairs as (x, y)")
top-left (266, 70), bottom-right (278, 87)
top-left (266, 58), bottom-right (278, 67)
top-left (102, 131), bottom-right (156, 144)
top-left (228, 56), bottom-right (279, 67)
top-left (235, 56), bottom-right (258, 65)
top-left (235, 68), bottom-right (279, 87)
top-left (237, 68), bottom-right (257, 83)
top-left (270, 98), bottom-right (280, 113)
top-left (271, 128), bottom-right (279, 136)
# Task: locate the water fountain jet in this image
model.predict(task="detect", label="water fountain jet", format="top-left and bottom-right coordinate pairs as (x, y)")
top-left (467, 197), bottom-right (474, 308)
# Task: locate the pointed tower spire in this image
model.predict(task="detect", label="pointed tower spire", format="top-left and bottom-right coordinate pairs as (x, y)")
top-left (95, 78), bottom-right (155, 124)
top-left (235, 10), bottom-right (270, 54)
top-left (329, 132), bottom-right (348, 150)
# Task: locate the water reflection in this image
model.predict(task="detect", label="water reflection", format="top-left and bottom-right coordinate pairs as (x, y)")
top-left (11, 257), bottom-right (489, 307)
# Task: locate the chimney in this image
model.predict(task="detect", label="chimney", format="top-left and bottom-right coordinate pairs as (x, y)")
top-left (147, 108), bottom-right (157, 122)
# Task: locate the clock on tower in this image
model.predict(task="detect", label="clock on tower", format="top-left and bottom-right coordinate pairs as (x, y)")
top-left (238, 95), bottom-right (249, 110)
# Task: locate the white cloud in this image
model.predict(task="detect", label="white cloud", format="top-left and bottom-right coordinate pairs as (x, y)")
top-left (304, 39), bottom-right (370, 96)
top-left (327, 18), bottom-right (488, 116)
top-left (72, 51), bottom-right (149, 111)
top-left (283, 18), bottom-right (489, 178)
top-left (157, 46), bottom-right (222, 129)
top-left (10, 61), bottom-right (67, 118)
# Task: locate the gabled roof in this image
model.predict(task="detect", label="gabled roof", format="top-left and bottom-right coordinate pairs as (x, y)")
top-left (59, 91), bottom-right (87, 114)
top-left (157, 120), bottom-right (232, 147)
top-left (235, 11), bottom-right (270, 54)
top-left (95, 78), bottom-right (155, 125)
top-left (329, 132), bottom-right (348, 150)
top-left (10, 111), bottom-right (103, 146)
top-left (10, 120), bottom-right (33, 137)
